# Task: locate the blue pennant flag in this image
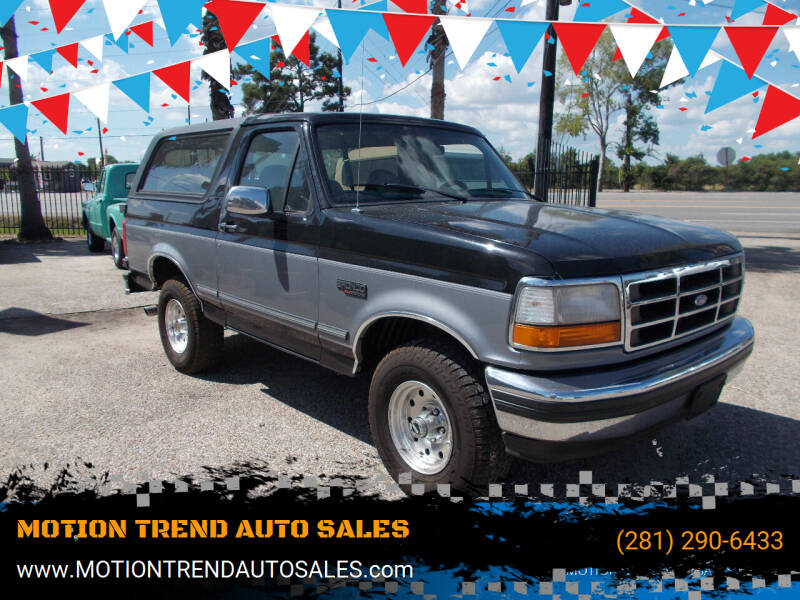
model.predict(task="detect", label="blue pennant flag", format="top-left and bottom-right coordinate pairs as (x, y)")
top-left (326, 9), bottom-right (390, 63)
top-left (0, 104), bottom-right (29, 142)
top-left (573, 0), bottom-right (628, 22)
top-left (0, 0), bottom-right (24, 27)
top-left (157, 0), bottom-right (207, 46)
top-left (105, 33), bottom-right (129, 54)
top-left (113, 73), bottom-right (151, 113)
top-left (496, 20), bottom-right (549, 74)
top-left (359, 0), bottom-right (388, 11)
top-left (235, 38), bottom-right (272, 81)
top-left (730, 0), bottom-right (766, 20)
top-left (30, 49), bottom-right (56, 74)
top-left (668, 26), bottom-right (720, 78)
top-left (705, 61), bottom-right (767, 113)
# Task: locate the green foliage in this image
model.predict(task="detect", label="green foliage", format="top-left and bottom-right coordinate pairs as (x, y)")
top-left (234, 33), bottom-right (350, 114)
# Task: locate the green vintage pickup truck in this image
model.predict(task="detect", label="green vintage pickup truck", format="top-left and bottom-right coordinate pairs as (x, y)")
top-left (81, 163), bottom-right (139, 268)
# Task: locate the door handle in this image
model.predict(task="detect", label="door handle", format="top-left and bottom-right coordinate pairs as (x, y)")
top-left (220, 222), bottom-right (239, 233)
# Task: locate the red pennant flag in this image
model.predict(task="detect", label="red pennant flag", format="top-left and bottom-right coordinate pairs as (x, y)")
top-left (762, 4), bottom-right (798, 26)
top-left (56, 43), bottom-right (79, 68)
top-left (626, 8), bottom-right (670, 41)
top-left (725, 26), bottom-right (778, 79)
top-left (552, 23), bottom-right (606, 75)
top-left (292, 30), bottom-right (310, 67)
top-left (613, 47), bottom-right (622, 61)
top-left (392, 0), bottom-right (428, 13)
top-left (753, 85), bottom-right (800, 138)
top-left (130, 21), bottom-right (154, 47)
top-left (49, 0), bottom-right (87, 34)
top-left (383, 13), bottom-right (435, 67)
top-left (33, 93), bottom-right (71, 135)
top-left (204, 0), bottom-right (266, 51)
top-left (154, 61), bottom-right (191, 103)
top-left (0, 62), bottom-right (3, 86)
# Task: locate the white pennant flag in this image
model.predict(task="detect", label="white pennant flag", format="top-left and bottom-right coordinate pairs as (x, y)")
top-left (447, 0), bottom-right (471, 13)
top-left (269, 5), bottom-right (322, 56)
top-left (101, 0), bottom-right (148, 41)
top-left (609, 24), bottom-right (662, 78)
top-left (80, 35), bottom-right (105, 62)
top-left (6, 56), bottom-right (28, 80)
top-left (194, 50), bottom-right (231, 90)
top-left (659, 45), bottom-right (722, 89)
top-left (439, 16), bottom-right (492, 70)
top-left (312, 16), bottom-right (339, 49)
top-left (75, 83), bottom-right (111, 123)
top-left (784, 27), bottom-right (800, 62)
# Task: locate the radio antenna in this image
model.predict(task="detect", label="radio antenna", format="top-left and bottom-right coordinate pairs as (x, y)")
top-left (353, 41), bottom-right (366, 214)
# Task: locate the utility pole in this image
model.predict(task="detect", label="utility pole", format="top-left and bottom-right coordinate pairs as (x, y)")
top-left (96, 118), bottom-right (105, 168)
top-left (337, 0), bottom-right (344, 111)
top-left (188, 104), bottom-right (191, 125)
top-left (39, 136), bottom-right (45, 161)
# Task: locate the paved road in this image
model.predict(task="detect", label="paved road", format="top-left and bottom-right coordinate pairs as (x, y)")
top-left (597, 191), bottom-right (800, 237)
top-left (1, 235), bottom-right (798, 498)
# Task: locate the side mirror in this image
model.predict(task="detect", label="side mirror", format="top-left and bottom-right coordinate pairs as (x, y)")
top-left (225, 186), bottom-right (271, 216)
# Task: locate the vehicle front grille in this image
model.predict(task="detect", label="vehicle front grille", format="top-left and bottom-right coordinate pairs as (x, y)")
top-left (623, 255), bottom-right (744, 351)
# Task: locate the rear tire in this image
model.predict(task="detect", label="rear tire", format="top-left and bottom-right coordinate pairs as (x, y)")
top-left (111, 228), bottom-right (125, 269)
top-left (157, 279), bottom-right (223, 374)
top-left (368, 338), bottom-right (510, 495)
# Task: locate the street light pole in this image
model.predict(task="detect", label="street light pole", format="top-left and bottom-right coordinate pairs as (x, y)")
top-left (337, 0), bottom-right (344, 111)
top-left (96, 118), bottom-right (105, 168)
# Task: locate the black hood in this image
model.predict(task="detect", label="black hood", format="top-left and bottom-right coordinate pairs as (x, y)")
top-left (351, 200), bottom-right (742, 279)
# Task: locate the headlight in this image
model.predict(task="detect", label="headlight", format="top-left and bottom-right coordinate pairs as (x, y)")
top-left (511, 281), bottom-right (622, 350)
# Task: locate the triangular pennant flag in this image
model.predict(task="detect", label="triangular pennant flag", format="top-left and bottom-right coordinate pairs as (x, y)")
top-left (667, 26), bottom-right (720, 78)
top-left (156, 0), bottom-right (206, 45)
top-left (312, 16), bottom-right (339, 49)
top-left (6, 56), bottom-right (28, 81)
top-left (32, 93), bottom-right (71, 135)
top-left (106, 33), bottom-right (129, 54)
top-left (762, 3), bottom-right (797, 26)
top-left (573, 0), bottom-right (628, 22)
top-left (80, 35), bottom-right (104, 62)
top-left (705, 60), bottom-right (767, 113)
top-left (49, 0), bottom-right (86, 34)
top-left (101, 0), bottom-right (147, 41)
top-left (326, 9), bottom-right (391, 62)
top-left (0, 1), bottom-right (24, 28)
top-left (383, 13), bottom-right (435, 67)
top-left (30, 50), bottom-right (56, 75)
top-left (754, 85), bottom-right (800, 138)
top-left (153, 61), bottom-right (191, 103)
top-left (205, 0), bottom-right (266, 51)
top-left (391, 0), bottom-right (427, 13)
top-left (552, 23), bottom-right (606, 76)
top-left (785, 27), bottom-right (800, 61)
top-left (292, 31), bottom-right (311, 67)
top-left (130, 21), bottom-right (154, 47)
top-left (0, 62), bottom-right (3, 87)
top-left (56, 43), bottom-right (80, 68)
top-left (626, 8), bottom-right (670, 40)
top-left (660, 46), bottom-right (721, 88)
top-left (269, 4), bottom-right (321, 59)
top-left (234, 38), bottom-right (271, 79)
top-left (113, 72), bottom-right (151, 112)
top-left (362, 0), bottom-right (389, 11)
top-left (725, 26), bottom-right (778, 79)
top-left (730, 0), bottom-right (765, 21)
top-left (194, 50), bottom-right (231, 90)
top-left (74, 83), bottom-right (111, 122)
top-left (0, 103), bottom-right (29, 142)
top-left (439, 16), bottom-right (492, 70)
top-left (609, 24), bottom-right (661, 77)
top-left (495, 20), bottom-right (549, 74)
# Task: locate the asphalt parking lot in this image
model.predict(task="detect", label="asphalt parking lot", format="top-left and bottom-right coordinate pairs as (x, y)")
top-left (1, 194), bottom-right (799, 497)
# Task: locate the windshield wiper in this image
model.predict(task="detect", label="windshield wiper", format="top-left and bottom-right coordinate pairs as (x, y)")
top-left (355, 182), bottom-right (469, 203)
top-left (470, 187), bottom-right (528, 198)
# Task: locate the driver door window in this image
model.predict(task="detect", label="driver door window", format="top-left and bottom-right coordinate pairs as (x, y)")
top-left (238, 130), bottom-right (299, 212)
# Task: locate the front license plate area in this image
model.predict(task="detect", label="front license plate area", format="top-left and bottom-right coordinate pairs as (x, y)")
top-left (687, 374), bottom-right (727, 419)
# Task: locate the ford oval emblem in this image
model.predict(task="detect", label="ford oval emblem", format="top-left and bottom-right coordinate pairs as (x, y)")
top-left (694, 293), bottom-right (709, 307)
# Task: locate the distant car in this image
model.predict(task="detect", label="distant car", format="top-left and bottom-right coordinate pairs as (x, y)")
top-left (81, 163), bottom-right (139, 268)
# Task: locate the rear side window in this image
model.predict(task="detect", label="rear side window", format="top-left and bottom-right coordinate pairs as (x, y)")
top-left (140, 133), bottom-right (229, 195)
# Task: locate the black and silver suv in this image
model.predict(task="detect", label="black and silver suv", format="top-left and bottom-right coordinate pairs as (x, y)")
top-left (123, 113), bottom-right (754, 491)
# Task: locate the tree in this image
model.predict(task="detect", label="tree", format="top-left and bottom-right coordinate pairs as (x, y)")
top-left (427, 2), bottom-right (449, 120)
top-left (556, 30), bottom-right (671, 192)
top-left (201, 13), bottom-right (235, 121)
top-left (0, 16), bottom-right (52, 241)
top-left (234, 33), bottom-right (350, 114)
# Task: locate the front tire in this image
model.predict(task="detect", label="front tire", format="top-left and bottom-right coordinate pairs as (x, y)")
top-left (110, 228), bottom-right (125, 269)
top-left (368, 339), bottom-right (509, 494)
top-left (86, 221), bottom-right (104, 253)
top-left (157, 279), bottom-right (223, 374)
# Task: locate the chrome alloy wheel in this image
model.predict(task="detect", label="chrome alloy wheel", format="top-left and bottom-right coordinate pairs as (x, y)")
top-left (112, 231), bottom-right (121, 263)
top-left (387, 380), bottom-right (453, 474)
top-left (164, 298), bottom-right (189, 354)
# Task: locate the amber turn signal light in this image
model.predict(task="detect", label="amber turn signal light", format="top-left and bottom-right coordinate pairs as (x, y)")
top-left (513, 321), bottom-right (621, 349)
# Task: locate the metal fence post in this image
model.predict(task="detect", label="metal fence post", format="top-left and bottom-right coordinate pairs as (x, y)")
top-left (588, 156), bottom-right (599, 207)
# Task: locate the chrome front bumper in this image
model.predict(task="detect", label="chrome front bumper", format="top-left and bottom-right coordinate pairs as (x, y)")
top-left (485, 316), bottom-right (754, 461)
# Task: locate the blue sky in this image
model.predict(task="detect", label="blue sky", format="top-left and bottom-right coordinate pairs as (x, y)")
top-left (2, 0), bottom-right (799, 165)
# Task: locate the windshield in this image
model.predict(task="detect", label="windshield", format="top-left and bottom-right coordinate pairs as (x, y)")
top-left (315, 123), bottom-right (528, 205)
